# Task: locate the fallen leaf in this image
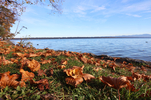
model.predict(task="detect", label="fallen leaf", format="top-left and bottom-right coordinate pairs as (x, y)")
top-left (141, 66), bottom-right (147, 73)
top-left (19, 69), bottom-right (34, 87)
top-left (0, 71), bottom-right (19, 88)
top-left (64, 65), bottom-right (95, 87)
top-left (27, 53), bottom-right (39, 57)
top-left (65, 76), bottom-right (83, 87)
top-left (99, 76), bottom-right (130, 90)
top-left (40, 59), bottom-right (51, 64)
top-left (27, 59), bottom-right (40, 72)
top-left (93, 67), bottom-right (102, 72)
top-left (80, 56), bottom-right (88, 64)
top-left (20, 57), bottom-right (30, 68)
top-left (0, 56), bottom-right (13, 65)
top-left (63, 65), bottom-right (84, 76)
top-left (82, 73), bottom-right (95, 82)
top-left (58, 65), bottom-right (66, 69)
top-left (30, 79), bottom-right (50, 91)
top-left (46, 68), bottom-right (53, 76)
top-left (132, 72), bottom-right (142, 81)
top-left (61, 60), bottom-right (67, 65)
top-left (37, 69), bottom-right (47, 76)
top-left (100, 76), bottom-right (132, 100)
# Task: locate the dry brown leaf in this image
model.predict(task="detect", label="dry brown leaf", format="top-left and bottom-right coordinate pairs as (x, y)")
top-left (20, 57), bottom-right (30, 68)
top-left (61, 60), bottom-right (67, 65)
top-left (30, 79), bottom-right (50, 91)
top-left (37, 69), bottom-right (47, 76)
top-left (65, 77), bottom-right (83, 87)
top-left (141, 66), bottom-right (147, 73)
top-left (64, 51), bottom-right (71, 57)
top-left (142, 74), bottom-right (151, 82)
top-left (132, 72), bottom-right (142, 81)
top-left (0, 56), bottom-right (13, 65)
top-left (27, 53), bottom-right (39, 57)
top-left (19, 69), bottom-right (34, 87)
top-left (80, 56), bottom-right (88, 64)
top-left (13, 52), bottom-right (26, 58)
top-left (82, 73), bottom-right (95, 82)
top-left (10, 58), bottom-right (19, 64)
top-left (46, 68), bottom-right (53, 76)
top-left (64, 65), bottom-right (95, 87)
top-left (40, 59), bottom-right (51, 64)
top-left (99, 76), bottom-right (130, 90)
top-left (27, 59), bottom-right (40, 72)
top-left (58, 65), bottom-right (66, 69)
top-left (93, 67), bottom-right (102, 72)
top-left (63, 65), bottom-right (84, 76)
top-left (0, 71), bottom-right (19, 88)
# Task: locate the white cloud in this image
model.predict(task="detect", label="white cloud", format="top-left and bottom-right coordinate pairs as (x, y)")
top-left (91, 6), bottom-right (106, 13)
top-left (126, 14), bottom-right (141, 17)
top-left (74, 6), bottom-right (86, 15)
top-left (122, 1), bottom-right (151, 12)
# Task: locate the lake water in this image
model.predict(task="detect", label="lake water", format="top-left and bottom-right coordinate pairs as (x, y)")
top-left (11, 38), bottom-right (151, 62)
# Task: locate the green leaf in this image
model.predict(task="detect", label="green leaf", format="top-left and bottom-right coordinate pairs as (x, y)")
top-left (4, 86), bottom-right (9, 92)
top-left (16, 86), bottom-right (20, 91)
top-left (36, 95), bottom-right (41, 99)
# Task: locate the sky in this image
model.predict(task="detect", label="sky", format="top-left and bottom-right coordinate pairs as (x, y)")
top-left (10, 0), bottom-right (151, 38)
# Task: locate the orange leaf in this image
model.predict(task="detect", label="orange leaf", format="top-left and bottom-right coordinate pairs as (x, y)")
top-left (65, 77), bottom-right (83, 87)
top-left (27, 53), bottom-right (39, 57)
top-left (82, 73), bottom-right (95, 82)
top-left (93, 67), bottom-right (102, 72)
top-left (27, 59), bottom-right (40, 72)
top-left (80, 56), bottom-right (88, 63)
top-left (30, 79), bottom-right (50, 91)
top-left (37, 69), bottom-right (47, 76)
top-left (19, 69), bottom-right (34, 87)
top-left (141, 66), bottom-right (147, 73)
top-left (20, 57), bottom-right (30, 68)
top-left (0, 71), bottom-right (19, 88)
top-left (58, 65), bottom-right (66, 69)
top-left (13, 52), bottom-right (26, 58)
top-left (61, 60), bottom-right (67, 65)
top-left (63, 65), bottom-right (84, 76)
top-left (132, 72), bottom-right (142, 81)
top-left (40, 59), bottom-right (51, 64)
top-left (99, 76), bottom-right (130, 89)
top-left (0, 56), bottom-right (13, 65)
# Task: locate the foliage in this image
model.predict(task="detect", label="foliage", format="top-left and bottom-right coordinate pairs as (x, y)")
top-left (0, 0), bottom-right (63, 39)
top-left (1, 0), bottom-right (63, 15)
top-left (0, 26), bottom-right (6, 38)
top-left (1, 41), bottom-right (151, 99)
top-left (0, 5), bottom-right (16, 39)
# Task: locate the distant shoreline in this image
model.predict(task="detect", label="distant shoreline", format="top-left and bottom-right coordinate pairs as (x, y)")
top-left (11, 37), bottom-right (151, 40)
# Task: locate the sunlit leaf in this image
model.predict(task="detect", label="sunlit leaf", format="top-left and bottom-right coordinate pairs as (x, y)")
top-left (0, 71), bottom-right (19, 88)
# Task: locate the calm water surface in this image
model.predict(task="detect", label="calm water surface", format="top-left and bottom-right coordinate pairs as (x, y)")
top-left (11, 38), bottom-right (151, 61)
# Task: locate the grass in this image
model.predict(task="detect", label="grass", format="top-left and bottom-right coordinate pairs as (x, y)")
top-left (0, 41), bottom-right (151, 100)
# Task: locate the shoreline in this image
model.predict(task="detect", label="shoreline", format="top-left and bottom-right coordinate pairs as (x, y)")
top-left (11, 37), bottom-right (151, 40)
top-left (4, 40), bottom-right (151, 66)
top-left (91, 54), bottom-right (151, 66)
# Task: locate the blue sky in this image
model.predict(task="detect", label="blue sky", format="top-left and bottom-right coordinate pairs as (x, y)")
top-left (10, 0), bottom-right (151, 38)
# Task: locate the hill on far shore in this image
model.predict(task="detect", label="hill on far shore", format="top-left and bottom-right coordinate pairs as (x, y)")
top-left (116, 34), bottom-right (151, 37)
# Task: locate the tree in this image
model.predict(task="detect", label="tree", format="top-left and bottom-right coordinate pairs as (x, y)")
top-left (0, 26), bottom-right (6, 38)
top-left (0, 0), bottom-right (63, 15)
top-left (0, 0), bottom-right (63, 38)
top-left (0, 5), bottom-right (16, 39)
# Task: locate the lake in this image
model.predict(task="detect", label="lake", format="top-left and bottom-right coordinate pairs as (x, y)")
top-left (11, 38), bottom-right (151, 62)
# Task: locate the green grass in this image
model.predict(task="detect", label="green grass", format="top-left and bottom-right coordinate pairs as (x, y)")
top-left (0, 42), bottom-right (151, 100)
